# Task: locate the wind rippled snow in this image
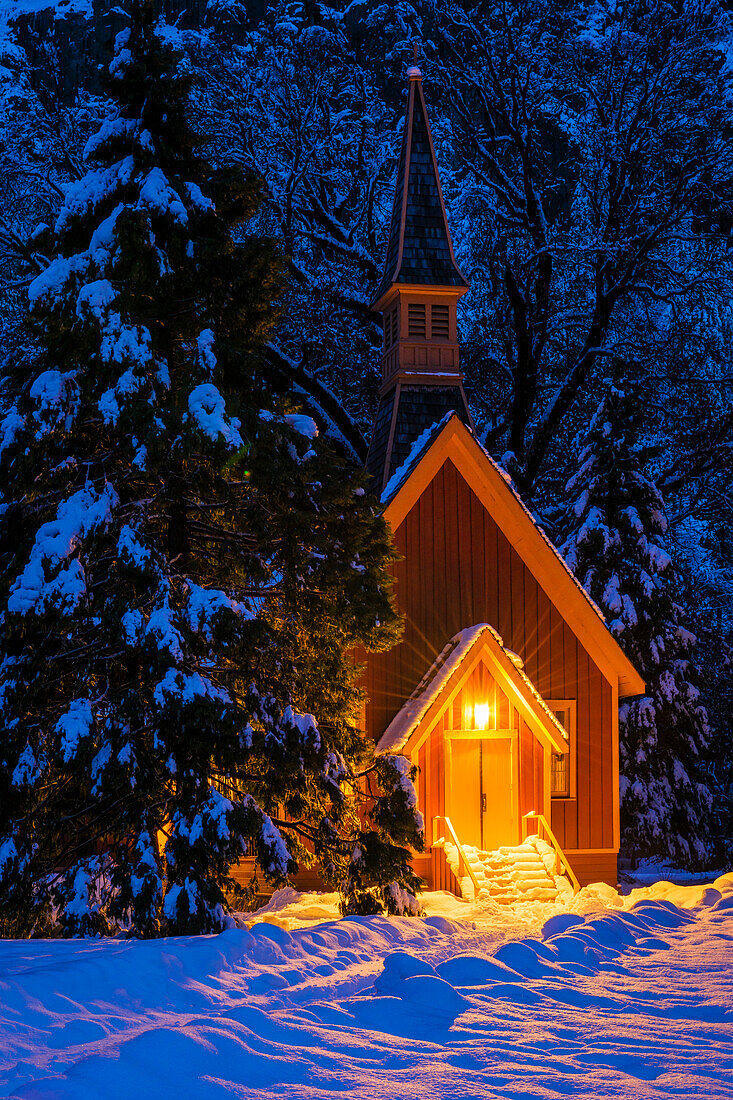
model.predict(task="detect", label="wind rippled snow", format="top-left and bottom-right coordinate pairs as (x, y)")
top-left (1, 877), bottom-right (732, 1098)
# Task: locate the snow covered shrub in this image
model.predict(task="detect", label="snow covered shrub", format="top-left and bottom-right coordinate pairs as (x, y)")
top-left (0, 0), bottom-right (421, 938)
top-left (339, 754), bottom-right (424, 917)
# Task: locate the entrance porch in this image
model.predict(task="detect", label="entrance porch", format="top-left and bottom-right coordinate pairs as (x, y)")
top-left (377, 624), bottom-right (578, 898)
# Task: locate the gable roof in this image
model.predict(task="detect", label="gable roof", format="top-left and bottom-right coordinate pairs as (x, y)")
top-left (377, 623), bottom-right (569, 756)
top-left (372, 66), bottom-right (468, 306)
top-left (381, 413), bottom-right (646, 698)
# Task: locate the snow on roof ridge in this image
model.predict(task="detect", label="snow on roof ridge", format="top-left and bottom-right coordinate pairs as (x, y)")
top-left (382, 412), bottom-right (608, 626)
top-left (376, 623), bottom-right (568, 755)
top-left (380, 411), bottom-right (453, 505)
top-left (376, 624), bottom-right (494, 754)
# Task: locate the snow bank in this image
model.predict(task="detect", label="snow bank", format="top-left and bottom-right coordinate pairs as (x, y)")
top-left (1, 877), bottom-right (731, 1098)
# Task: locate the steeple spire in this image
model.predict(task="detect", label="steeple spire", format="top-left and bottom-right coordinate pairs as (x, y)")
top-left (366, 57), bottom-right (472, 492)
top-left (372, 56), bottom-right (468, 306)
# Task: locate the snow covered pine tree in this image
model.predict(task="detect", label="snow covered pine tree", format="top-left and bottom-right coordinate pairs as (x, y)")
top-left (0, 1), bottom-right (422, 937)
top-left (560, 381), bottom-right (715, 869)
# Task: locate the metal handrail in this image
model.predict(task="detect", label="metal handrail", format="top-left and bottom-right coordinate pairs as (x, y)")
top-left (522, 810), bottom-right (580, 893)
top-left (432, 815), bottom-right (481, 897)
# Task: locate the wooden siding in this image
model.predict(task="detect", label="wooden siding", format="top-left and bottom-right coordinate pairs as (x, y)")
top-left (519, 716), bottom-right (544, 822)
top-left (364, 457), bottom-right (615, 854)
top-left (430, 845), bottom-right (461, 895)
top-left (564, 851), bottom-right (619, 887)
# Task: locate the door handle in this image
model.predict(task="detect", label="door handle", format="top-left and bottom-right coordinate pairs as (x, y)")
top-left (481, 793), bottom-right (487, 812)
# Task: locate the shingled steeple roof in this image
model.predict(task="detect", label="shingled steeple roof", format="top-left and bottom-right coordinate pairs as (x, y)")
top-left (372, 63), bottom-right (468, 306)
top-left (366, 56), bottom-right (473, 494)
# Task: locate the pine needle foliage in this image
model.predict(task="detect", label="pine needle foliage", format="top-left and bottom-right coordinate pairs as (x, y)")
top-left (560, 381), bottom-right (715, 868)
top-left (0, 1), bottom-right (422, 938)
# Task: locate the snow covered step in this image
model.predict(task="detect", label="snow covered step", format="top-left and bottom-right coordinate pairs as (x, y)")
top-left (510, 871), bottom-right (551, 885)
top-left (440, 833), bottom-right (577, 904)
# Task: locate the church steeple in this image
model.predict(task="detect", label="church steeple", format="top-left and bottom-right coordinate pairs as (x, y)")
top-left (366, 57), bottom-right (473, 492)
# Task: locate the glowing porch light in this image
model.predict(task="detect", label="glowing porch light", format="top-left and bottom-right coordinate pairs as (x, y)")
top-left (473, 702), bottom-right (491, 729)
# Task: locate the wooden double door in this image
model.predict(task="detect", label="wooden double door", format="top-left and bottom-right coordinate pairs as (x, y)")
top-left (447, 735), bottom-right (516, 851)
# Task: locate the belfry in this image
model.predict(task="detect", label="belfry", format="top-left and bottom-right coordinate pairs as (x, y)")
top-left (366, 61), bottom-right (473, 492)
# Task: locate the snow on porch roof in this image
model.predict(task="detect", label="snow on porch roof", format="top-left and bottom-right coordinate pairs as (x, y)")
top-left (376, 623), bottom-right (569, 756)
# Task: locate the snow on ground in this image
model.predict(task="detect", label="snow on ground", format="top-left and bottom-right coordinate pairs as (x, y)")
top-left (619, 858), bottom-right (730, 889)
top-left (1, 877), bottom-right (733, 1099)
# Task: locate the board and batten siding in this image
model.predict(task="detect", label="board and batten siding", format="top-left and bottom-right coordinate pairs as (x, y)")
top-left (363, 457), bottom-right (615, 861)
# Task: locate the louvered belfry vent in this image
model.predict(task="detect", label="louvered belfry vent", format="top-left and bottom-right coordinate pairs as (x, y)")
top-left (366, 60), bottom-right (473, 493)
top-left (408, 303), bottom-right (426, 337)
top-left (431, 304), bottom-right (449, 339)
top-left (384, 307), bottom-right (398, 348)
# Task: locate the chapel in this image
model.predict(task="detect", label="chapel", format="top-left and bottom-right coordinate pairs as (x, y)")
top-left (361, 62), bottom-right (645, 901)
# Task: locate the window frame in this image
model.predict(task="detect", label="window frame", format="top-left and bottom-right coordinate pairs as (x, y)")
top-left (547, 699), bottom-right (577, 800)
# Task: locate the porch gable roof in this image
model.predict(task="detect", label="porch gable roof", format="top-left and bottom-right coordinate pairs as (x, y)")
top-left (376, 623), bottom-right (569, 757)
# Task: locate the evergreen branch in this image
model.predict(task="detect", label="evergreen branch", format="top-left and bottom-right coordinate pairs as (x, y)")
top-left (264, 343), bottom-right (367, 462)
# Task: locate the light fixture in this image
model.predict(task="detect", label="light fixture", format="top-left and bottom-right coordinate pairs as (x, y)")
top-left (473, 702), bottom-right (490, 729)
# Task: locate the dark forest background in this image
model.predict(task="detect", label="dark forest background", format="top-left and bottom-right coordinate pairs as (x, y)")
top-left (1, 0), bottom-right (731, 861)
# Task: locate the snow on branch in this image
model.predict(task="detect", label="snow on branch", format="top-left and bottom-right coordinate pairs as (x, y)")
top-left (188, 384), bottom-right (244, 449)
top-left (8, 483), bottom-right (118, 616)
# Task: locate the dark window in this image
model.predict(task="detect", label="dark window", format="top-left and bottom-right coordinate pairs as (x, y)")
top-left (548, 702), bottom-right (575, 798)
top-left (408, 303), bottom-right (426, 337)
top-left (551, 752), bottom-right (569, 798)
top-left (431, 304), bottom-right (450, 340)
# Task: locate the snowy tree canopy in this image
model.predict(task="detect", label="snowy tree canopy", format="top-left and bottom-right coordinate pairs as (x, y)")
top-left (559, 380), bottom-right (716, 868)
top-left (0, 0), bottom-right (731, 884)
top-left (0, 1), bottom-right (421, 938)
